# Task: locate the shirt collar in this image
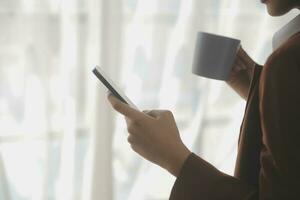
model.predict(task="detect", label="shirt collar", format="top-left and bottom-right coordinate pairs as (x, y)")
top-left (273, 14), bottom-right (300, 50)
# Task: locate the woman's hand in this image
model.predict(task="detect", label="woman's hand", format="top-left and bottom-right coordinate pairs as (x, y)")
top-left (107, 93), bottom-right (191, 177)
top-left (226, 47), bottom-right (257, 99)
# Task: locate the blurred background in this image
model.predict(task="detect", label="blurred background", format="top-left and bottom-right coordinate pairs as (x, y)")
top-left (0, 0), bottom-right (298, 199)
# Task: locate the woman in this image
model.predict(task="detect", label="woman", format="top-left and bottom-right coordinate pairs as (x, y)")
top-left (108, 0), bottom-right (300, 199)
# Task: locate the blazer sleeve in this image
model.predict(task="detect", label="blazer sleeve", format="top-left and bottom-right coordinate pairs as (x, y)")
top-left (169, 153), bottom-right (257, 200)
top-left (170, 47), bottom-right (300, 199)
top-left (169, 66), bottom-right (263, 200)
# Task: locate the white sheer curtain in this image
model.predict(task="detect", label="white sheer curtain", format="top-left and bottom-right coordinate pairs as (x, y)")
top-left (0, 0), bottom-right (297, 200)
top-left (111, 1), bottom-right (297, 200)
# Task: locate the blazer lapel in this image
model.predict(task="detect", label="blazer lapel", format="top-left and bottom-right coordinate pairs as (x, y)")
top-left (235, 66), bottom-right (263, 187)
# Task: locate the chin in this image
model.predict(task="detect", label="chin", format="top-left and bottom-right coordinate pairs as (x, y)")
top-left (268, 8), bottom-right (291, 17)
top-left (266, 8), bottom-right (288, 16)
top-left (266, 2), bottom-right (295, 16)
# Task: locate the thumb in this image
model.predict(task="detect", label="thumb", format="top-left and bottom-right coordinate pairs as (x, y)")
top-left (143, 110), bottom-right (172, 119)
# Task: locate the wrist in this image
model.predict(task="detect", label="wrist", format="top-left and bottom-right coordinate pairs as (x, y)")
top-left (166, 145), bottom-right (191, 177)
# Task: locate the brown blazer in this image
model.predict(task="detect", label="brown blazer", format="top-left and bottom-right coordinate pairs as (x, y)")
top-left (170, 32), bottom-right (300, 200)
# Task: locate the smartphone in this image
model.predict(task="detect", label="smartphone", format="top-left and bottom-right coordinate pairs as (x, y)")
top-left (92, 65), bottom-right (139, 110)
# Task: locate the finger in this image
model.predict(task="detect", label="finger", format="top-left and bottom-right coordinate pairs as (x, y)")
top-left (143, 109), bottom-right (161, 118)
top-left (239, 47), bottom-right (250, 61)
top-left (127, 134), bottom-right (138, 144)
top-left (130, 143), bottom-right (139, 153)
top-left (142, 109), bottom-right (159, 118)
top-left (126, 120), bottom-right (140, 135)
top-left (232, 56), bottom-right (247, 73)
top-left (144, 110), bottom-right (172, 119)
top-left (107, 93), bottom-right (146, 121)
top-left (239, 47), bottom-right (255, 66)
top-left (125, 116), bottom-right (130, 125)
top-left (107, 93), bottom-right (140, 119)
top-left (235, 59), bottom-right (247, 71)
top-left (237, 46), bottom-right (249, 60)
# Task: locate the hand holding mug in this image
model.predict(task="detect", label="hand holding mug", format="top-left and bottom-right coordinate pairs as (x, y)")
top-left (226, 47), bottom-right (257, 98)
top-left (192, 32), bottom-right (257, 99)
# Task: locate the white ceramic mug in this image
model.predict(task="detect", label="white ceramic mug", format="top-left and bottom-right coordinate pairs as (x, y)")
top-left (192, 32), bottom-right (241, 81)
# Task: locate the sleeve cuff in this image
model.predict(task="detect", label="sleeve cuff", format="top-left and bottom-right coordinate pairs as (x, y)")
top-left (169, 153), bottom-right (256, 200)
top-left (170, 153), bottom-right (223, 199)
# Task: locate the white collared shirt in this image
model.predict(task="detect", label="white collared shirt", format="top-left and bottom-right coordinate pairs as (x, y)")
top-left (273, 14), bottom-right (300, 50)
